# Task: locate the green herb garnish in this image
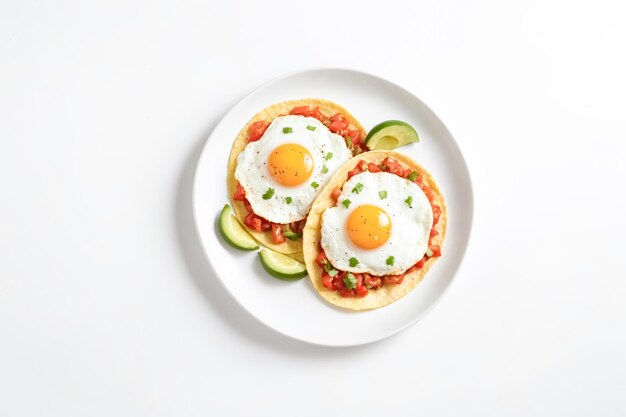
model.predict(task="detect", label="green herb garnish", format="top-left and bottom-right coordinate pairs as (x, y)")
top-left (262, 188), bottom-right (275, 199)
top-left (343, 273), bottom-right (357, 289)
top-left (307, 125), bottom-right (316, 131)
top-left (282, 127), bottom-right (293, 134)
top-left (323, 263), bottom-right (339, 277)
top-left (283, 231), bottom-right (302, 241)
top-left (407, 171), bottom-right (418, 182)
top-left (285, 196), bottom-right (292, 204)
top-left (342, 199), bottom-right (351, 208)
top-left (386, 256), bottom-right (395, 266)
top-left (405, 196), bottom-right (413, 207)
top-left (352, 182), bottom-right (364, 194)
top-left (379, 190), bottom-right (388, 200)
top-left (311, 181), bottom-right (319, 189)
top-left (324, 152), bottom-right (333, 161)
top-left (349, 257), bottom-right (359, 267)
top-left (322, 165), bottom-right (329, 174)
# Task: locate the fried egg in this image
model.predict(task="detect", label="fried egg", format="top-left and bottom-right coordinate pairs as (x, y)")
top-left (321, 171), bottom-right (433, 276)
top-left (235, 115), bottom-right (352, 224)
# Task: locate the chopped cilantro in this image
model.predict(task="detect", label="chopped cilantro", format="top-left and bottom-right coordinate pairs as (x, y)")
top-left (352, 182), bottom-right (364, 194)
top-left (262, 188), bottom-right (275, 199)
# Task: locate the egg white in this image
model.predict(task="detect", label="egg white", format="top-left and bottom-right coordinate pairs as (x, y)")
top-left (320, 171), bottom-right (433, 276)
top-left (235, 115), bottom-right (352, 224)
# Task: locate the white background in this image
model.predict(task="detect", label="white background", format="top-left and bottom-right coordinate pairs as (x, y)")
top-left (1, 0), bottom-right (625, 415)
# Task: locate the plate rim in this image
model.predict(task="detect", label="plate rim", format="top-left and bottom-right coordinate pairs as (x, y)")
top-left (191, 67), bottom-right (474, 347)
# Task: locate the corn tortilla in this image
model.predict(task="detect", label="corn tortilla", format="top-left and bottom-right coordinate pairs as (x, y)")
top-left (227, 99), bottom-right (366, 254)
top-left (302, 150), bottom-right (447, 310)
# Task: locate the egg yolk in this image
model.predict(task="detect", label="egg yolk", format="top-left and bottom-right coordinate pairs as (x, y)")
top-left (268, 144), bottom-right (314, 186)
top-left (346, 205), bottom-right (392, 249)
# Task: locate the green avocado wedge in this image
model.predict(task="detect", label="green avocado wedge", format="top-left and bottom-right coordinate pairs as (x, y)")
top-left (258, 248), bottom-right (307, 281)
top-left (218, 204), bottom-right (259, 251)
top-left (365, 120), bottom-right (419, 150)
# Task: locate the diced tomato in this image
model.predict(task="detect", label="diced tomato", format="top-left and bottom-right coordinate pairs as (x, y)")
top-left (428, 244), bottom-right (442, 258)
top-left (364, 274), bottom-right (382, 289)
top-left (339, 289), bottom-right (354, 298)
top-left (244, 212), bottom-right (262, 232)
top-left (347, 160), bottom-right (368, 178)
top-left (406, 264), bottom-right (418, 274)
top-left (354, 273), bottom-right (363, 286)
top-left (385, 273), bottom-right (405, 285)
top-left (347, 167), bottom-right (361, 179)
top-left (233, 182), bottom-right (246, 201)
top-left (353, 274), bottom-right (368, 297)
top-left (243, 199), bottom-right (252, 213)
top-left (308, 106), bottom-right (325, 122)
top-left (290, 219), bottom-right (306, 234)
top-left (289, 106), bottom-right (310, 116)
top-left (367, 163), bottom-right (381, 173)
top-left (389, 165), bottom-right (404, 176)
top-left (383, 157), bottom-right (404, 176)
top-left (330, 113), bottom-right (345, 123)
top-left (315, 250), bottom-right (328, 268)
top-left (291, 106), bottom-right (327, 122)
top-left (430, 228), bottom-right (439, 238)
top-left (328, 120), bottom-right (346, 133)
top-left (248, 120), bottom-right (269, 142)
top-left (332, 275), bottom-right (346, 290)
top-left (328, 113), bottom-right (349, 131)
top-left (271, 224), bottom-right (285, 244)
top-left (260, 220), bottom-right (271, 232)
top-left (432, 205), bottom-right (441, 226)
top-left (331, 187), bottom-right (342, 201)
top-left (416, 257), bottom-right (426, 269)
top-left (355, 285), bottom-right (368, 297)
top-left (321, 273), bottom-right (334, 290)
top-left (402, 168), bottom-right (412, 178)
top-left (420, 185), bottom-right (435, 202)
top-left (344, 129), bottom-right (362, 145)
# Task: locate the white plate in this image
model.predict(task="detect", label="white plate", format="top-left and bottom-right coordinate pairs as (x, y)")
top-left (193, 68), bottom-right (473, 347)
